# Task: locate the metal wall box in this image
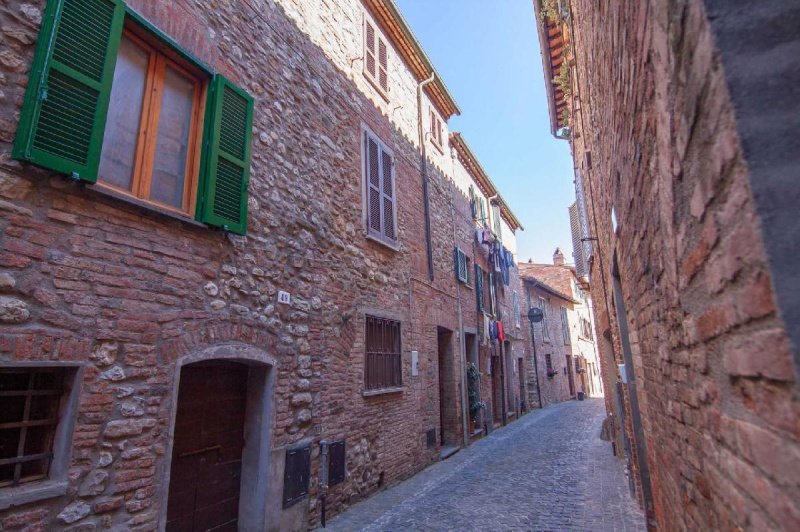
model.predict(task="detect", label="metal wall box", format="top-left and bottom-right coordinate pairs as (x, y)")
top-left (426, 428), bottom-right (436, 448)
top-left (328, 440), bottom-right (346, 486)
top-left (282, 443), bottom-right (311, 508)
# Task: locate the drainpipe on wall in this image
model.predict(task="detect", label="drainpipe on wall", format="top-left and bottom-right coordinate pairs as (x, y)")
top-left (417, 72), bottom-right (436, 281)
top-left (449, 187), bottom-right (470, 449)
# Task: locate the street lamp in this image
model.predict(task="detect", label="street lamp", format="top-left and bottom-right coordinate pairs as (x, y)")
top-left (527, 307), bottom-right (544, 409)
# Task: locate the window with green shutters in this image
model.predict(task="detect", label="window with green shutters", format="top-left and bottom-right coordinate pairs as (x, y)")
top-left (12, 0), bottom-right (254, 235)
top-left (475, 264), bottom-right (484, 312)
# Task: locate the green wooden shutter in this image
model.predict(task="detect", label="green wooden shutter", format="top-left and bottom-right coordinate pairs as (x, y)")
top-left (198, 75), bottom-right (254, 235)
top-left (12, 0), bottom-right (125, 182)
top-left (475, 265), bottom-right (484, 312)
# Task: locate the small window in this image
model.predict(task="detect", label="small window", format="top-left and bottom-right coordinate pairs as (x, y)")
top-left (429, 109), bottom-right (443, 150)
top-left (364, 316), bottom-right (402, 390)
top-left (545, 354), bottom-right (554, 375)
top-left (362, 127), bottom-right (397, 246)
top-left (363, 18), bottom-right (389, 96)
top-left (539, 297), bottom-right (550, 340)
top-left (455, 248), bottom-right (470, 285)
top-left (0, 368), bottom-right (70, 488)
top-left (560, 306), bottom-right (570, 345)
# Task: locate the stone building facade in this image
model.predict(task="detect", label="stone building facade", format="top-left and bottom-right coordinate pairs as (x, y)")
top-left (534, 0), bottom-right (799, 530)
top-left (520, 250), bottom-right (603, 399)
top-left (0, 0), bottom-right (523, 530)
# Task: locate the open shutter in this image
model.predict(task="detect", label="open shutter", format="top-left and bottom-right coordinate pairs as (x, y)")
top-left (365, 21), bottom-right (376, 78)
top-left (380, 147), bottom-right (395, 241)
top-left (475, 265), bottom-right (484, 312)
top-left (365, 133), bottom-right (382, 236)
top-left (479, 198), bottom-right (486, 223)
top-left (377, 38), bottom-right (388, 92)
top-left (198, 75), bottom-right (254, 235)
top-left (12, 0), bottom-right (125, 182)
top-left (469, 186), bottom-right (477, 220)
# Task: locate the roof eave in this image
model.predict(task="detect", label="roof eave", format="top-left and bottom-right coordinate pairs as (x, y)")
top-left (365, 0), bottom-right (461, 119)
top-left (450, 132), bottom-right (524, 232)
top-left (533, 0), bottom-right (559, 136)
top-left (523, 276), bottom-right (579, 304)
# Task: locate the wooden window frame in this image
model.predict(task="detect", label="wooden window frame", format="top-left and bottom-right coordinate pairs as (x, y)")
top-left (455, 247), bottom-right (470, 285)
top-left (363, 16), bottom-right (389, 100)
top-left (95, 25), bottom-right (208, 218)
top-left (364, 315), bottom-right (402, 391)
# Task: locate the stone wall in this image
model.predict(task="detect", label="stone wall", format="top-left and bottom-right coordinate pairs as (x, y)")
top-left (0, 0), bottom-right (524, 529)
top-left (565, 0), bottom-right (799, 529)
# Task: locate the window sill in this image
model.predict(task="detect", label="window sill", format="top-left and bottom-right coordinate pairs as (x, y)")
top-left (430, 140), bottom-right (444, 155)
top-left (88, 184), bottom-right (208, 230)
top-left (0, 479), bottom-right (68, 511)
top-left (363, 72), bottom-right (390, 102)
top-left (365, 232), bottom-right (400, 252)
top-left (362, 386), bottom-right (403, 398)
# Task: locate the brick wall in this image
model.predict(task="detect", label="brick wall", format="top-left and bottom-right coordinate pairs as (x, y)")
top-left (0, 0), bottom-right (524, 529)
top-left (563, 0), bottom-right (799, 529)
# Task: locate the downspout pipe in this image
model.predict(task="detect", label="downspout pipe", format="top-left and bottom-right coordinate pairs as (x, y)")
top-left (417, 71), bottom-right (436, 281)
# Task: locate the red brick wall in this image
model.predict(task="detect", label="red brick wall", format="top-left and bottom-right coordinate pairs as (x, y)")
top-left (0, 0), bottom-right (524, 529)
top-left (566, 0), bottom-right (799, 529)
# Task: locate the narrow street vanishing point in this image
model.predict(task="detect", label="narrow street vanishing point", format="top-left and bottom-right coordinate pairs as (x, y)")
top-left (326, 399), bottom-right (645, 532)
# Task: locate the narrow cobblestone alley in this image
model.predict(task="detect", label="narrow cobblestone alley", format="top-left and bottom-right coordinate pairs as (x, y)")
top-left (324, 399), bottom-right (645, 531)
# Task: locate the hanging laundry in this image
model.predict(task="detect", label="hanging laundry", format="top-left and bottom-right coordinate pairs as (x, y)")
top-left (497, 320), bottom-right (506, 343)
top-left (483, 314), bottom-right (490, 344)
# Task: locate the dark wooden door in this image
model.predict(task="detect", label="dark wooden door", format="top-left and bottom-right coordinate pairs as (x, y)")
top-left (167, 361), bottom-right (248, 531)
top-left (566, 355), bottom-right (576, 397)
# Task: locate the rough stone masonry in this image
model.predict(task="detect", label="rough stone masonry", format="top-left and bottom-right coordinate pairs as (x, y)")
top-left (0, 0), bottom-right (526, 530)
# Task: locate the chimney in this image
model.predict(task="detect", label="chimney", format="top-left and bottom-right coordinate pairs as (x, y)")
top-left (553, 247), bottom-right (565, 266)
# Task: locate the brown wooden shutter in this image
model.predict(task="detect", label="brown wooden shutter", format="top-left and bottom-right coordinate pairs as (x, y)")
top-left (365, 132), bottom-right (381, 235)
top-left (377, 38), bottom-right (388, 91)
top-left (365, 21), bottom-right (376, 78)
top-left (381, 147), bottom-right (395, 241)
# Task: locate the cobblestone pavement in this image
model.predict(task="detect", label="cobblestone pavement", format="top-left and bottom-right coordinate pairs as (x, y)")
top-left (323, 398), bottom-right (645, 532)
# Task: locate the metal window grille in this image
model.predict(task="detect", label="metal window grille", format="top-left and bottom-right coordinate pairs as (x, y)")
top-left (545, 354), bottom-right (553, 374)
top-left (0, 368), bottom-right (66, 488)
top-left (364, 316), bottom-right (402, 390)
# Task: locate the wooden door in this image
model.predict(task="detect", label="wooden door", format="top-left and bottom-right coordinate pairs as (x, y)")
top-left (167, 361), bottom-right (248, 531)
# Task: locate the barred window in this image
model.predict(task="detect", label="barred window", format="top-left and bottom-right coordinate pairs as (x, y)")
top-left (545, 354), bottom-right (554, 374)
top-left (0, 368), bottom-right (69, 488)
top-left (364, 316), bottom-right (402, 390)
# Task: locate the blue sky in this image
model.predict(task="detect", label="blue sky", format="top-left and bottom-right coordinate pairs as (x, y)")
top-left (395, 0), bottom-right (575, 264)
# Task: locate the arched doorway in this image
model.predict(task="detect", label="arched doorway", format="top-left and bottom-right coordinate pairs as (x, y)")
top-left (161, 344), bottom-right (275, 531)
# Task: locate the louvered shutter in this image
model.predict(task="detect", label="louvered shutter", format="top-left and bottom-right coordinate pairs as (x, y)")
top-left (365, 21), bottom-right (376, 78)
top-left (198, 75), bottom-right (254, 235)
top-left (380, 147), bottom-right (395, 241)
top-left (12, 0), bottom-right (125, 182)
top-left (475, 265), bottom-right (484, 312)
top-left (365, 133), bottom-right (382, 236)
top-left (479, 198), bottom-right (486, 223)
top-left (377, 38), bottom-right (388, 92)
top-left (469, 186), bottom-right (477, 219)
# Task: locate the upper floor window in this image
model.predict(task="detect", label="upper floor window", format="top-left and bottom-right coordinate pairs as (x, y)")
top-left (364, 18), bottom-right (389, 97)
top-left (539, 297), bottom-right (550, 340)
top-left (513, 291), bottom-right (521, 328)
top-left (13, 0), bottom-right (254, 235)
top-left (560, 306), bottom-right (570, 345)
top-left (475, 264), bottom-right (485, 312)
top-left (455, 248), bottom-right (471, 285)
top-left (362, 127), bottom-right (397, 246)
top-left (429, 109), bottom-right (443, 150)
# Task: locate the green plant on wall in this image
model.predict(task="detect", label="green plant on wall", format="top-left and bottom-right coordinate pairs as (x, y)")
top-left (541, 0), bottom-right (561, 21)
top-left (467, 362), bottom-right (485, 420)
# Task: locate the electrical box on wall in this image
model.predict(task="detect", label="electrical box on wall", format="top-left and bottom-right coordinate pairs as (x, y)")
top-left (277, 290), bottom-right (291, 305)
top-left (411, 351), bottom-right (419, 376)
